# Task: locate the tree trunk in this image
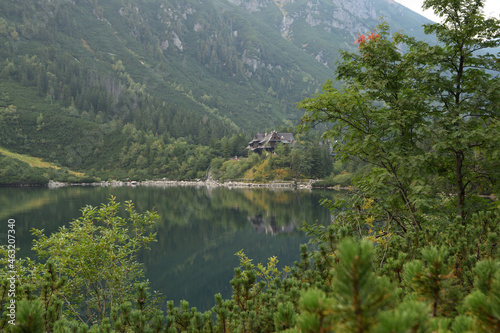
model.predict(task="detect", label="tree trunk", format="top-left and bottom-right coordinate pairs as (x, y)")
top-left (455, 150), bottom-right (466, 222)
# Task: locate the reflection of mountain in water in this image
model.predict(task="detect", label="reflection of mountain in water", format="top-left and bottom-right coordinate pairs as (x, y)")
top-left (2, 185), bottom-right (345, 312)
top-left (248, 214), bottom-right (295, 235)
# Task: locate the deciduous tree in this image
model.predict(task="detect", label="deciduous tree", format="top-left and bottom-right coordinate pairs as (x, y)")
top-left (298, 0), bottom-right (500, 229)
top-left (31, 196), bottom-right (159, 325)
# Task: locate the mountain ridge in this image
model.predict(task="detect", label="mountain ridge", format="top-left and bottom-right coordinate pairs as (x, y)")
top-left (0, 0), bottom-right (434, 176)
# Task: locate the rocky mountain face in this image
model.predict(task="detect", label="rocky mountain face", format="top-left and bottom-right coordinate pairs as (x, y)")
top-left (224, 0), bottom-right (431, 68)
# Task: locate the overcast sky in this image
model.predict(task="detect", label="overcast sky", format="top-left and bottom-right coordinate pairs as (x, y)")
top-left (394, 0), bottom-right (500, 22)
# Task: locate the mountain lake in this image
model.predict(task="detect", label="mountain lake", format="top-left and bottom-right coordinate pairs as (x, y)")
top-left (0, 185), bottom-right (345, 311)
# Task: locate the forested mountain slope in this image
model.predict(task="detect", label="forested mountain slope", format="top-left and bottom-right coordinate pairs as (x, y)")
top-left (0, 0), bottom-right (432, 176)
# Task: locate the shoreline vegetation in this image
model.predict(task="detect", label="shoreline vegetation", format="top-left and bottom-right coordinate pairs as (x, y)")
top-left (0, 134), bottom-right (344, 188)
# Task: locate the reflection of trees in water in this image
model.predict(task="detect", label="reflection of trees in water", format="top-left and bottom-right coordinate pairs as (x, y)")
top-left (248, 214), bottom-right (295, 235)
top-left (141, 187), bottom-right (337, 309)
top-left (1, 186), bottom-right (346, 312)
top-left (151, 187), bottom-right (327, 233)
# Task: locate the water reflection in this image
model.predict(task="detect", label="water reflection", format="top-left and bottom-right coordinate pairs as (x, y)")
top-left (0, 186), bottom-right (343, 311)
top-left (248, 215), bottom-right (295, 235)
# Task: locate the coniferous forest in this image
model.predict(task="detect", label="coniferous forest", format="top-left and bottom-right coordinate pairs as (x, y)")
top-left (1, 0), bottom-right (500, 332)
top-left (0, 0), bottom-right (434, 184)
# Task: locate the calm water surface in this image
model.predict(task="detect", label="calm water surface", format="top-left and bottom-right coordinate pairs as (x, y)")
top-left (0, 185), bottom-right (340, 311)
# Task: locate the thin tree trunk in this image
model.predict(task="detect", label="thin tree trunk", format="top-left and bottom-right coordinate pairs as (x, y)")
top-left (455, 150), bottom-right (466, 222)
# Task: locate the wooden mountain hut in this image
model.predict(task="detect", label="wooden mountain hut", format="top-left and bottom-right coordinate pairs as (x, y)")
top-left (246, 131), bottom-right (295, 154)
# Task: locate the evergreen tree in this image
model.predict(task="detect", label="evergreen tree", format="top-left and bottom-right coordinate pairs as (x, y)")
top-left (402, 246), bottom-right (461, 317)
top-left (297, 239), bottom-right (394, 332)
top-left (462, 260), bottom-right (500, 332)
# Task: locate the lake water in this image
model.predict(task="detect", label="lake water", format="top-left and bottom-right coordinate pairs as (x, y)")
top-left (0, 185), bottom-right (340, 311)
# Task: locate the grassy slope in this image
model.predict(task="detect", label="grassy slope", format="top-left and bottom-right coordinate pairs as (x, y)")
top-left (0, 147), bottom-right (84, 177)
top-left (0, 79), bottom-right (124, 173)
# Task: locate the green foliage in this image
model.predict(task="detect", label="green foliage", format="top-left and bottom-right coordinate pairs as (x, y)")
top-left (0, 0), bottom-right (427, 184)
top-left (205, 136), bottom-right (334, 182)
top-left (292, 2), bottom-right (500, 331)
top-left (0, 149), bottom-right (101, 185)
top-left (296, 288), bottom-right (333, 333)
top-left (295, 239), bottom-right (394, 332)
top-left (0, 0), bottom-right (334, 152)
top-left (0, 154), bottom-right (49, 185)
top-left (1, 0), bottom-right (500, 331)
top-left (373, 300), bottom-right (431, 333)
top-left (402, 246), bottom-right (461, 317)
top-left (330, 239), bottom-right (394, 331)
top-left (312, 174), bottom-right (352, 188)
top-left (0, 0), bottom-right (350, 184)
top-left (299, 26), bottom-right (429, 230)
top-left (11, 300), bottom-right (44, 333)
top-left (1, 200), bottom-right (500, 331)
top-left (462, 260), bottom-right (500, 332)
top-left (298, 1), bottom-right (499, 230)
top-left (31, 196), bottom-right (159, 325)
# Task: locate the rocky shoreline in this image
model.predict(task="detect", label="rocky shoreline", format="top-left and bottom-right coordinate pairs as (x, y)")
top-left (47, 179), bottom-right (323, 190)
